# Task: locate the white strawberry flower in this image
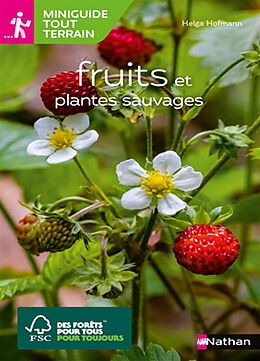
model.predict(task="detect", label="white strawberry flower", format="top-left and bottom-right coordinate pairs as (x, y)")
top-left (116, 151), bottom-right (203, 216)
top-left (27, 113), bottom-right (99, 164)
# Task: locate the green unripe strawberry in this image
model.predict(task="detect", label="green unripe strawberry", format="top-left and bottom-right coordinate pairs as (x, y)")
top-left (17, 213), bottom-right (80, 255)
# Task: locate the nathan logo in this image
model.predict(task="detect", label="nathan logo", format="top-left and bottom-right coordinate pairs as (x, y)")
top-left (197, 334), bottom-right (260, 350)
top-left (18, 307), bottom-right (131, 350)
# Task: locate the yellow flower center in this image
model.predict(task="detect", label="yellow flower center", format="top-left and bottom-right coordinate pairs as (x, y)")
top-left (140, 169), bottom-right (174, 198)
top-left (48, 126), bottom-right (77, 150)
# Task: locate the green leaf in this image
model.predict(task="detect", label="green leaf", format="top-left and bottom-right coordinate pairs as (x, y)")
top-left (42, 240), bottom-right (100, 287)
top-left (209, 206), bottom-right (223, 222)
top-left (108, 252), bottom-right (126, 268)
top-left (111, 345), bottom-right (147, 361)
top-left (194, 205), bottom-right (211, 225)
top-left (0, 276), bottom-right (47, 300)
top-left (162, 217), bottom-right (192, 231)
top-left (0, 45), bottom-right (39, 97)
top-left (0, 119), bottom-right (46, 170)
top-left (182, 104), bottom-right (205, 122)
top-left (230, 194), bottom-right (260, 224)
top-left (126, 1), bottom-right (168, 24)
top-left (190, 14), bottom-right (260, 86)
top-left (112, 344), bottom-right (181, 361)
top-left (146, 344), bottom-right (180, 361)
top-left (212, 208), bottom-right (233, 225)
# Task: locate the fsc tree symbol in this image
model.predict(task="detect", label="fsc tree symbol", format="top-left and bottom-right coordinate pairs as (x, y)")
top-left (25, 315), bottom-right (51, 334)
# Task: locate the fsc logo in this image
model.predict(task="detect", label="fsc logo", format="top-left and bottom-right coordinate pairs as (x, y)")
top-left (18, 307), bottom-right (131, 350)
top-left (25, 315), bottom-right (52, 342)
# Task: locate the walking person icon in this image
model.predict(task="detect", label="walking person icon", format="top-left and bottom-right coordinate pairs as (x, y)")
top-left (10, 12), bottom-right (31, 39)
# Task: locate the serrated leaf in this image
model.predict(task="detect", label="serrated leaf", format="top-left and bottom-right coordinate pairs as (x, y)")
top-left (42, 240), bottom-right (100, 287)
top-left (0, 276), bottom-right (47, 300)
top-left (0, 120), bottom-right (47, 170)
top-left (108, 252), bottom-right (126, 268)
top-left (190, 15), bottom-right (260, 87)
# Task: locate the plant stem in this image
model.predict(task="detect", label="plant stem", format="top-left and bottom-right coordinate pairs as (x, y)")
top-left (132, 209), bottom-right (158, 345)
top-left (120, 130), bottom-right (131, 158)
top-left (141, 265), bottom-right (148, 349)
top-left (132, 267), bottom-right (142, 345)
top-left (186, 0), bottom-right (193, 23)
top-left (171, 119), bottom-right (185, 151)
top-left (166, 0), bottom-right (176, 25)
top-left (146, 116), bottom-right (153, 163)
top-left (51, 289), bottom-right (61, 307)
top-left (73, 156), bottom-right (110, 203)
top-left (140, 209), bottom-right (158, 254)
top-left (182, 269), bottom-right (208, 332)
top-left (169, 35), bottom-right (180, 145)
top-left (69, 201), bottom-right (106, 221)
top-left (149, 256), bottom-right (186, 310)
top-left (208, 304), bottom-right (241, 332)
top-left (201, 58), bottom-right (244, 99)
top-left (48, 196), bottom-right (92, 211)
top-left (246, 114), bottom-right (260, 136)
top-left (101, 237), bottom-right (108, 279)
top-left (0, 201), bottom-right (52, 307)
top-left (239, 78), bottom-right (258, 268)
top-left (190, 153), bottom-right (229, 198)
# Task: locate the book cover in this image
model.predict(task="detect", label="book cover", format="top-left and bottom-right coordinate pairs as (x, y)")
top-left (0, 1), bottom-right (259, 360)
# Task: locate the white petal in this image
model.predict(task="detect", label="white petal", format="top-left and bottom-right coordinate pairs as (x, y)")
top-left (173, 166), bottom-right (203, 191)
top-left (121, 187), bottom-right (152, 210)
top-left (63, 113), bottom-right (89, 133)
top-left (27, 140), bottom-right (53, 156)
top-left (158, 193), bottom-right (187, 216)
top-left (153, 151), bottom-right (181, 175)
top-left (73, 130), bottom-right (99, 150)
top-left (47, 147), bottom-right (77, 164)
top-left (34, 117), bottom-right (60, 139)
top-left (116, 159), bottom-right (147, 186)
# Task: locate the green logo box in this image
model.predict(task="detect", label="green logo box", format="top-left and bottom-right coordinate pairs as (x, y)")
top-left (34, 0), bottom-right (133, 44)
top-left (18, 307), bottom-right (131, 350)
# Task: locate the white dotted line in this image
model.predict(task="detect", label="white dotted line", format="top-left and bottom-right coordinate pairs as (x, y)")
top-left (4, 35), bottom-right (14, 38)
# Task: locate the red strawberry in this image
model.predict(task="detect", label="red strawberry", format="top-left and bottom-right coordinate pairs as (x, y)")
top-left (98, 26), bottom-right (160, 69)
top-left (40, 71), bottom-right (98, 116)
top-left (173, 225), bottom-right (240, 275)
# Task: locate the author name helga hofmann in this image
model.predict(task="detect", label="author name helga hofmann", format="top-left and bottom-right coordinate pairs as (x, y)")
top-left (182, 19), bottom-right (243, 28)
